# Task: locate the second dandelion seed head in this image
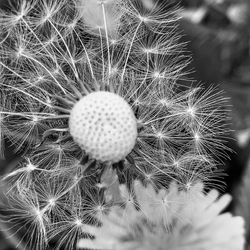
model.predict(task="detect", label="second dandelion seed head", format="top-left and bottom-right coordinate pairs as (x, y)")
top-left (69, 91), bottom-right (137, 163)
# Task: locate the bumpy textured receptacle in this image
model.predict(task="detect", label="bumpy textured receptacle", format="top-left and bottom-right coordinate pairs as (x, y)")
top-left (69, 91), bottom-right (137, 163)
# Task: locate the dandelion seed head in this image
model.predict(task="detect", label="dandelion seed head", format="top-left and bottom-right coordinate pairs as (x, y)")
top-left (69, 91), bottom-right (137, 162)
top-left (0, 0), bottom-right (232, 248)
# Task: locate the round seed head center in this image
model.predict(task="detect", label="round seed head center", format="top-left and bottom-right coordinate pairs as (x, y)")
top-left (69, 91), bottom-right (137, 163)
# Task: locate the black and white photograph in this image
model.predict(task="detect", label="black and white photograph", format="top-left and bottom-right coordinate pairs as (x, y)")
top-left (0, 0), bottom-right (249, 249)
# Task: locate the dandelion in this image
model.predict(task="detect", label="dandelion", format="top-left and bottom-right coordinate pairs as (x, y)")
top-left (0, 0), bottom-right (233, 249)
top-left (78, 181), bottom-right (245, 250)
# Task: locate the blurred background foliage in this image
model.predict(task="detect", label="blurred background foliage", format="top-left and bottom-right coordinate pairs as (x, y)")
top-left (0, 0), bottom-right (250, 249)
